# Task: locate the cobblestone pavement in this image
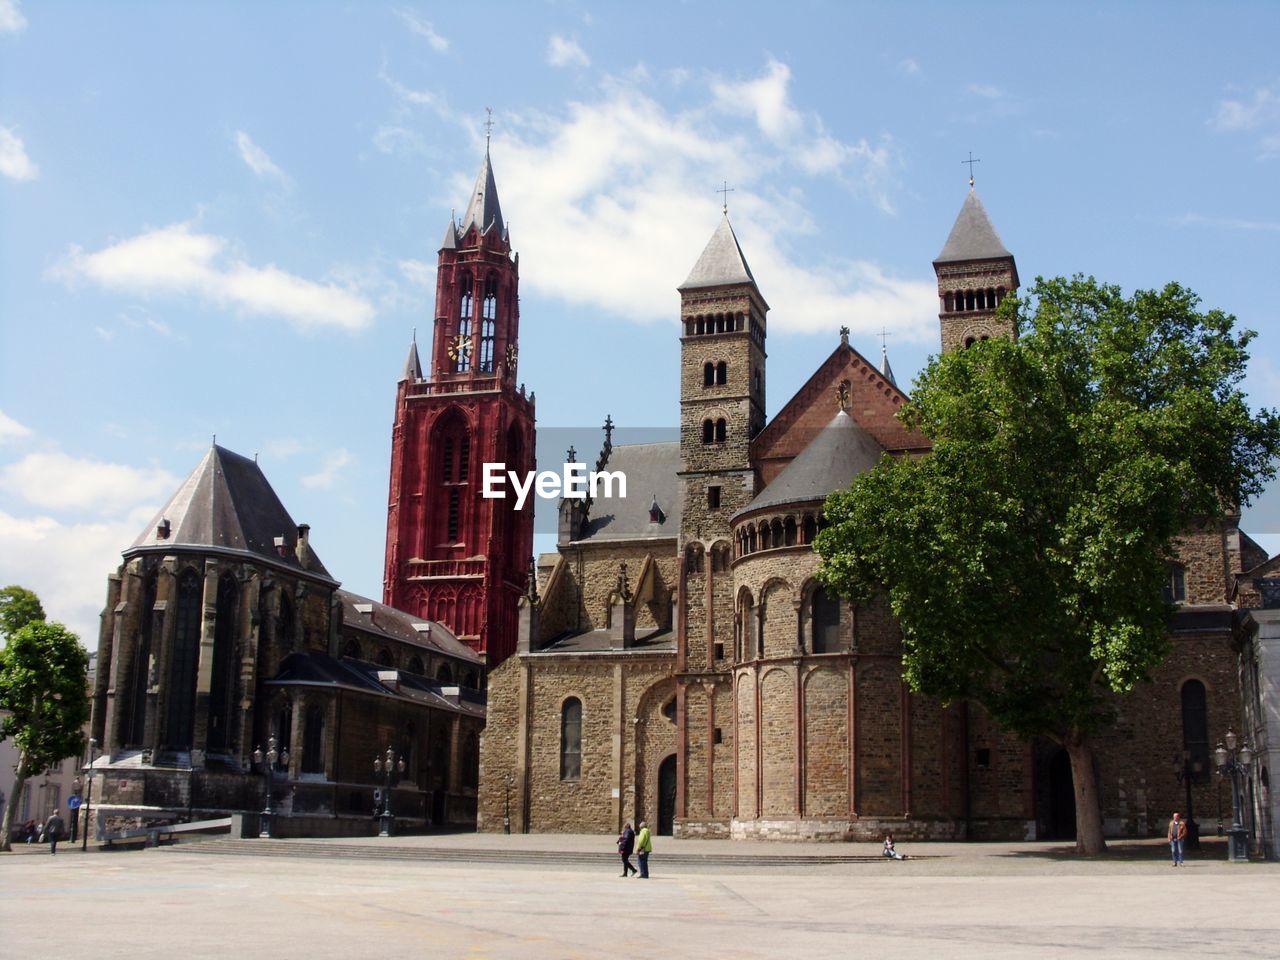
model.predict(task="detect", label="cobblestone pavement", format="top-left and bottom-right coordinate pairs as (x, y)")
top-left (2, 839), bottom-right (1276, 959)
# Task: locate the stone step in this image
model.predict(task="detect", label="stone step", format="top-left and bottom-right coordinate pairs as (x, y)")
top-left (167, 838), bottom-right (887, 867)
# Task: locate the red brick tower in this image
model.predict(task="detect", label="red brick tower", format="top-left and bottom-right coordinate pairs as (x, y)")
top-left (383, 147), bottom-right (535, 670)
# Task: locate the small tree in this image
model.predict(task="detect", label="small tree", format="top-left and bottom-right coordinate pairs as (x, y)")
top-left (815, 277), bottom-right (1280, 854)
top-left (0, 617), bottom-right (90, 851)
top-left (0, 585), bottom-right (45, 642)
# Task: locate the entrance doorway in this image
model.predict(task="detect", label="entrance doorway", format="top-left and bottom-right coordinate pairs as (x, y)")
top-left (1046, 747), bottom-right (1076, 840)
top-left (657, 754), bottom-right (677, 836)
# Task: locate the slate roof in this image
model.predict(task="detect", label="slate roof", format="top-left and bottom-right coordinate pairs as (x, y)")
top-left (401, 339), bottom-right (423, 382)
top-left (127, 445), bottom-right (333, 580)
top-left (336, 588), bottom-right (481, 663)
top-left (934, 189), bottom-right (1012, 263)
top-left (538, 626), bottom-right (677, 654)
top-left (267, 650), bottom-right (486, 718)
top-left (735, 410), bottom-right (883, 519)
top-left (678, 216), bottom-right (756, 290)
top-left (461, 150), bottom-right (505, 236)
top-left (577, 442), bottom-right (682, 542)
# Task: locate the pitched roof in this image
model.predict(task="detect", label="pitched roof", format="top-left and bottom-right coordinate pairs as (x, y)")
top-left (336, 588), bottom-right (480, 663)
top-left (461, 151), bottom-right (504, 236)
top-left (934, 189), bottom-right (1012, 263)
top-left (678, 216), bottom-right (756, 290)
top-left (735, 410), bottom-right (883, 519)
top-left (127, 445), bottom-right (333, 580)
top-left (267, 651), bottom-right (485, 718)
top-left (879, 348), bottom-right (897, 387)
top-left (577, 442), bottom-right (682, 542)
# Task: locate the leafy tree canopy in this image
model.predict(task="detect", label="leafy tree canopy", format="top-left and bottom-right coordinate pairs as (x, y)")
top-left (0, 619), bottom-right (90, 770)
top-left (815, 277), bottom-right (1279, 850)
top-left (0, 584), bottom-right (45, 642)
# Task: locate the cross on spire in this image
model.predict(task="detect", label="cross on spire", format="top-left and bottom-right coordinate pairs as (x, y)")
top-left (962, 151), bottom-right (981, 187)
top-left (878, 326), bottom-right (890, 355)
top-left (716, 180), bottom-right (734, 215)
top-left (484, 107), bottom-right (494, 150)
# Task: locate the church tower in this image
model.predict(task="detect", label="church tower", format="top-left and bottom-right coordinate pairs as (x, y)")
top-left (933, 186), bottom-right (1019, 352)
top-left (383, 146), bottom-right (536, 670)
top-left (674, 214), bottom-right (767, 828)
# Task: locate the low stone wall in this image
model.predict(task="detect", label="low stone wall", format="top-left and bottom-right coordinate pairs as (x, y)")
top-left (674, 818), bottom-right (731, 839)
top-left (729, 816), bottom-right (969, 842)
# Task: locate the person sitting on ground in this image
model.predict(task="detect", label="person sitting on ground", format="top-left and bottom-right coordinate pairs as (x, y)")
top-left (882, 833), bottom-right (906, 860)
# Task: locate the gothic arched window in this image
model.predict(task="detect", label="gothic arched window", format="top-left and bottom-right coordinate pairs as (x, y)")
top-left (437, 663), bottom-right (454, 684)
top-left (1181, 680), bottom-right (1209, 784)
top-left (1164, 563), bottom-right (1187, 603)
top-left (164, 569), bottom-right (203, 750)
top-left (341, 638), bottom-right (361, 660)
top-left (434, 412), bottom-right (470, 545)
top-left (560, 698), bottom-right (582, 781)
top-left (456, 273), bottom-right (473, 373)
top-left (207, 573), bottom-right (239, 753)
top-left (302, 703), bottom-right (325, 774)
top-left (479, 275), bottom-right (497, 372)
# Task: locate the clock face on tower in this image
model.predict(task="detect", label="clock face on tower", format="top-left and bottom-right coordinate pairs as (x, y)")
top-left (505, 343), bottom-right (518, 373)
top-left (448, 335), bottom-right (472, 362)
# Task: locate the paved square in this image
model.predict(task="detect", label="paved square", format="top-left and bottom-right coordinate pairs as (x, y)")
top-left (2, 839), bottom-right (1275, 959)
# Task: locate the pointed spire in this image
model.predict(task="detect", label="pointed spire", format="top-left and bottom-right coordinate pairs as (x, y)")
top-left (401, 337), bottom-right (423, 382)
top-left (934, 190), bottom-right (1011, 263)
top-left (440, 213), bottom-right (457, 250)
top-left (879, 346), bottom-right (897, 386)
top-left (460, 151), bottom-right (505, 237)
top-left (679, 214), bottom-right (756, 290)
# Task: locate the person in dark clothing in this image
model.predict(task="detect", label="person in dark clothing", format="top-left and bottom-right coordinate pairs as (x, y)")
top-left (44, 812), bottom-right (65, 855)
top-left (616, 821), bottom-right (638, 876)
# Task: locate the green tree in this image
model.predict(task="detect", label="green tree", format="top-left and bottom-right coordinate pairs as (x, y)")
top-left (815, 277), bottom-right (1280, 854)
top-left (0, 617), bottom-right (89, 851)
top-left (0, 585), bottom-right (45, 642)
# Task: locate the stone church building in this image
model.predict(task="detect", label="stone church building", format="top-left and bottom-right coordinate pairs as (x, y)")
top-left (477, 179), bottom-right (1267, 842)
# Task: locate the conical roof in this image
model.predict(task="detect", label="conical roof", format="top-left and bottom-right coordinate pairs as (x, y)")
top-left (401, 339), bottom-right (423, 382)
top-left (440, 216), bottom-right (457, 250)
top-left (879, 348), bottom-right (897, 386)
top-left (679, 215), bottom-right (756, 290)
top-left (734, 411), bottom-right (883, 519)
top-left (460, 151), bottom-right (504, 236)
top-left (127, 445), bottom-right (333, 580)
top-left (934, 189), bottom-right (1011, 263)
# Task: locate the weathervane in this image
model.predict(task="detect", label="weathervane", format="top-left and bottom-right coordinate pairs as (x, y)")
top-left (717, 180), bottom-right (734, 215)
top-left (962, 151), bottom-right (981, 188)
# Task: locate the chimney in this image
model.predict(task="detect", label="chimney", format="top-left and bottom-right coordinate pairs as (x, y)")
top-left (156, 518), bottom-right (171, 540)
top-left (295, 523), bottom-right (312, 569)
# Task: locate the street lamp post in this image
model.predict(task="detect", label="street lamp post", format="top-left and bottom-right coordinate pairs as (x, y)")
top-left (373, 746), bottom-right (404, 838)
top-left (252, 735), bottom-right (289, 839)
top-left (80, 738), bottom-right (97, 852)
top-left (1173, 751), bottom-right (1201, 851)
top-left (1214, 729), bottom-right (1254, 863)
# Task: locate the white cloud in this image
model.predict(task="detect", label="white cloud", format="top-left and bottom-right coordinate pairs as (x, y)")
top-left (1170, 212), bottom-right (1280, 233)
top-left (0, 0), bottom-right (26, 34)
top-left (398, 258), bottom-right (435, 288)
top-left (548, 34), bottom-right (590, 69)
top-left (51, 222), bottom-right (375, 332)
top-left (476, 66), bottom-right (927, 341)
top-left (966, 83), bottom-right (1007, 99)
top-left (1211, 83), bottom-right (1280, 160)
top-left (301, 448), bottom-right (353, 489)
top-left (0, 410), bottom-right (32, 444)
top-left (373, 125), bottom-right (427, 156)
top-left (897, 58), bottom-right (921, 77)
top-left (0, 507), bottom-right (156, 646)
top-left (0, 451), bottom-right (178, 515)
top-left (0, 126), bottom-right (38, 181)
top-left (396, 9), bottom-right (448, 53)
top-left (235, 130), bottom-right (290, 185)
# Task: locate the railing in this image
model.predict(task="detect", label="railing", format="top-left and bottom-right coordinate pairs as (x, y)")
top-left (404, 376), bottom-right (533, 405)
top-left (406, 558), bottom-right (487, 580)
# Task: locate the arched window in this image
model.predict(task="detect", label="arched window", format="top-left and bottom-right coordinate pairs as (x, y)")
top-left (1164, 563), bottom-right (1186, 603)
top-left (1181, 680), bottom-right (1209, 784)
top-left (802, 514), bottom-right (817, 544)
top-left (704, 362), bottom-right (714, 387)
top-left (127, 572), bottom-right (158, 746)
top-left (302, 703), bottom-right (325, 774)
top-left (164, 569), bottom-right (203, 750)
top-left (702, 419), bottom-right (714, 444)
top-left (434, 412), bottom-right (471, 545)
top-left (715, 418), bottom-right (727, 442)
top-left (376, 648), bottom-right (394, 668)
top-left (479, 275), bottom-right (497, 372)
top-left (964, 336), bottom-right (976, 349)
top-left (560, 698), bottom-right (582, 780)
top-left (341, 638), bottom-right (361, 660)
top-left (456, 274), bottom-right (473, 373)
top-left (811, 585), bottom-right (841, 654)
top-left (437, 663), bottom-right (454, 684)
top-left (407, 655), bottom-right (424, 675)
top-left (207, 573), bottom-right (239, 753)
top-left (784, 516), bottom-right (797, 546)
top-left (716, 361), bottom-right (727, 385)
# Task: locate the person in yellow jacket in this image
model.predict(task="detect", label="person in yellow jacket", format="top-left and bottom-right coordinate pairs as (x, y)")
top-left (636, 821), bottom-right (653, 878)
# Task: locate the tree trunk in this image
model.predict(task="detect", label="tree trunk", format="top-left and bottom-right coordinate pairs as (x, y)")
top-left (1065, 735), bottom-right (1106, 855)
top-left (0, 752), bottom-right (30, 852)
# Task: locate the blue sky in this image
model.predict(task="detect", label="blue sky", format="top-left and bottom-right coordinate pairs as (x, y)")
top-left (2, 1), bottom-right (1279, 644)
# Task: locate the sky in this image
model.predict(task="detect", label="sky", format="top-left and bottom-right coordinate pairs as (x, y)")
top-left (2, 1), bottom-right (1279, 645)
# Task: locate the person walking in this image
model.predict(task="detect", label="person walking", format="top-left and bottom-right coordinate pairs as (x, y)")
top-left (44, 811), bottom-right (65, 855)
top-left (617, 821), bottom-right (638, 877)
top-left (1167, 811), bottom-right (1187, 867)
top-left (635, 821), bottom-right (653, 878)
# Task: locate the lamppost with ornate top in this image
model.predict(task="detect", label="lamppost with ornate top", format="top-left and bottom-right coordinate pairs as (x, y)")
top-left (374, 746), bottom-right (404, 838)
top-left (1214, 729), bottom-right (1254, 862)
top-left (253, 735), bottom-right (289, 839)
